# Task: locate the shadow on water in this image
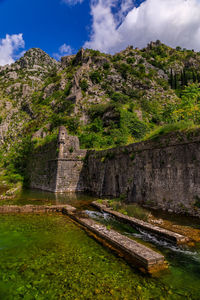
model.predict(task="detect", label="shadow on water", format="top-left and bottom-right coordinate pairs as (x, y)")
top-left (149, 208), bottom-right (200, 229)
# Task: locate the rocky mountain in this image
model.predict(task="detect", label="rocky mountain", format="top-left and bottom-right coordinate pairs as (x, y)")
top-left (0, 41), bottom-right (200, 185)
top-left (0, 48), bottom-right (59, 143)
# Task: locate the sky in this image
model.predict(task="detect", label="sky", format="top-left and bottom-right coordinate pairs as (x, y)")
top-left (0, 0), bottom-right (200, 65)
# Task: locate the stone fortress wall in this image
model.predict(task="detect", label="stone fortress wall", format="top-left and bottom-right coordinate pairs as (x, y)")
top-left (28, 126), bottom-right (200, 217)
top-left (27, 126), bottom-right (86, 192)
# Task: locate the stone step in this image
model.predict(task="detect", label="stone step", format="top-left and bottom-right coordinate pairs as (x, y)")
top-left (92, 201), bottom-right (189, 245)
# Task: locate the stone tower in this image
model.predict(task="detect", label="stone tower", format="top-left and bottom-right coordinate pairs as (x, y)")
top-left (58, 126), bottom-right (81, 159)
top-left (55, 126), bottom-right (86, 192)
top-left (28, 126), bottom-right (86, 193)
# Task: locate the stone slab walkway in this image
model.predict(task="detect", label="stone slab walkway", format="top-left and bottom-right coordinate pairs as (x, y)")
top-left (60, 207), bottom-right (167, 273)
top-left (92, 202), bottom-right (189, 245)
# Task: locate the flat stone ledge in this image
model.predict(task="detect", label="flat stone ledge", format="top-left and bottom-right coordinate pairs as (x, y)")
top-left (66, 212), bottom-right (167, 274)
top-left (92, 201), bottom-right (189, 245)
top-left (0, 205), bottom-right (76, 214)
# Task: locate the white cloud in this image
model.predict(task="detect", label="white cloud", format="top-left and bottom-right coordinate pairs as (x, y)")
top-left (84, 0), bottom-right (121, 52)
top-left (0, 33), bottom-right (25, 66)
top-left (53, 43), bottom-right (73, 60)
top-left (84, 0), bottom-right (200, 53)
top-left (59, 43), bottom-right (73, 55)
top-left (62, 0), bottom-right (84, 5)
top-left (117, 0), bottom-right (134, 23)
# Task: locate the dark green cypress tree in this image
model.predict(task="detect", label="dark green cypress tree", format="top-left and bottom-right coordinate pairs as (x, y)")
top-left (193, 71), bottom-right (197, 83)
top-left (181, 71), bottom-right (184, 87)
top-left (183, 68), bottom-right (188, 86)
top-left (197, 72), bottom-right (200, 83)
top-left (169, 68), bottom-right (173, 89)
top-left (174, 73), bottom-right (177, 89)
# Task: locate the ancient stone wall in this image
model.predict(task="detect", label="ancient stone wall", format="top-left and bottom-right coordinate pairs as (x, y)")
top-left (27, 126), bottom-right (86, 192)
top-left (84, 130), bottom-right (200, 217)
top-left (27, 139), bottom-right (58, 192)
top-left (28, 126), bottom-right (200, 217)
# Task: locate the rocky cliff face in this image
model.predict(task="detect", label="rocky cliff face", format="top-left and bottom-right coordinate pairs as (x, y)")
top-left (0, 48), bottom-right (59, 146)
top-left (1, 42), bottom-right (200, 187)
top-left (1, 42), bottom-right (200, 149)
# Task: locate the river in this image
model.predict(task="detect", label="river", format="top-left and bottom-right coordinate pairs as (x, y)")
top-left (0, 189), bottom-right (199, 299)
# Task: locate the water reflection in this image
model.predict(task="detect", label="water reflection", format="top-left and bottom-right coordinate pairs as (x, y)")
top-left (12, 189), bottom-right (97, 209)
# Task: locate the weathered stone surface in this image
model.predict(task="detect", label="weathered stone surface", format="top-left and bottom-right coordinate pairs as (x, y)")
top-left (27, 139), bottom-right (58, 192)
top-left (27, 126), bottom-right (86, 192)
top-left (7, 71), bottom-right (18, 80)
top-left (22, 84), bottom-right (32, 98)
top-left (84, 130), bottom-right (200, 217)
top-left (17, 48), bottom-right (59, 70)
top-left (0, 204), bottom-right (76, 214)
top-left (43, 83), bottom-right (58, 98)
top-left (28, 127), bottom-right (200, 217)
top-left (67, 213), bottom-right (166, 273)
top-left (61, 55), bottom-right (75, 68)
top-left (92, 201), bottom-right (189, 244)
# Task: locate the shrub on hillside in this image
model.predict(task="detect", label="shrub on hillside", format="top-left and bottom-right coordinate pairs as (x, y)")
top-left (80, 79), bottom-right (89, 91)
top-left (89, 70), bottom-right (102, 84)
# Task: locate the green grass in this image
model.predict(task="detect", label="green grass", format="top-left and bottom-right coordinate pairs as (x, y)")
top-left (107, 199), bottom-right (149, 221)
top-left (32, 131), bottom-right (58, 149)
top-left (144, 121), bottom-right (199, 141)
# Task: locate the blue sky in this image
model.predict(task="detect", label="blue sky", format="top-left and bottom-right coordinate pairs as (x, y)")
top-left (1, 0), bottom-right (200, 65)
top-left (0, 0), bottom-right (91, 55)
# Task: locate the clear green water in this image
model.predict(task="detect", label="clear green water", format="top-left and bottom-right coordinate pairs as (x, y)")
top-left (0, 214), bottom-right (171, 300)
top-left (86, 211), bottom-right (200, 299)
top-left (0, 189), bottom-right (96, 209)
top-left (0, 189), bottom-right (200, 299)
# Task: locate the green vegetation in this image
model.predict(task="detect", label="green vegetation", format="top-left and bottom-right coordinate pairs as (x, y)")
top-left (80, 79), bottom-right (89, 91)
top-left (145, 121), bottom-right (199, 141)
top-left (1, 136), bottom-right (33, 184)
top-left (0, 213), bottom-right (199, 299)
top-left (103, 62), bottom-right (110, 70)
top-left (1, 43), bottom-right (200, 185)
top-left (194, 195), bottom-right (200, 208)
top-left (107, 199), bottom-right (149, 221)
top-left (89, 70), bottom-right (102, 84)
top-left (32, 131), bottom-right (58, 149)
top-left (0, 214), bottom-right (154, 299)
